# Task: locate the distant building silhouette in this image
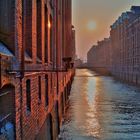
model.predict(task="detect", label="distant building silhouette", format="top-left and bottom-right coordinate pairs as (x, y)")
top-left (87, 6), bottom-right (140, 82)
top-left (87, 38), bottom-right (111, 75)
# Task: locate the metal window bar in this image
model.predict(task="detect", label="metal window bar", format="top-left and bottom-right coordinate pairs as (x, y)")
top-left (0, 91), bottom-right (9, 97)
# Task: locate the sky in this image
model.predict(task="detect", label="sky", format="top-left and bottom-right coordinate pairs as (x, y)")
top-left (72, 0), bottom-right (140, 60)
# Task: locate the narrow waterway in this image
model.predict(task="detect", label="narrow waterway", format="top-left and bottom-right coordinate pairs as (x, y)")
top-left (59, 69), bottom-right (140, 140)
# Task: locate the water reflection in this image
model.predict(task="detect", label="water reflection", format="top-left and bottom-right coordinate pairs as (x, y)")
top-left (59, 69), bottom-right (140, 140)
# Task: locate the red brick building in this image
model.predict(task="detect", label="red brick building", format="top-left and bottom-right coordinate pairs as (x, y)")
top-left (0, 0), bottom-right (75, 140)
top-left (87, 6), bottom-right (140, 83)
top-left (87, 38), bottom-right (111, 74)
top-left (110, 6), bottom-right (140, 84)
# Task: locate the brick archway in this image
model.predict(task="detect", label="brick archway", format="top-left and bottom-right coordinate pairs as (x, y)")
top-left (61, 93), bottom-right (64, 115)
top-left (0, 84), bottom-right (16, 140)
top-left (36, 113), bottom-right (54, 140)
top-left (47, 113), bottom-right (54, 140)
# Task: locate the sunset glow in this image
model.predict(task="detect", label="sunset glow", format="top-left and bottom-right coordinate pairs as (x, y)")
top-left (87, 21), bottom-right (96, 31)
top-left (72, 0), bottom-right (140, 60)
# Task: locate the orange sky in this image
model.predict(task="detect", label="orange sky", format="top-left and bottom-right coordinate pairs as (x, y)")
top-left (72, 0), bottom-right (140, 60)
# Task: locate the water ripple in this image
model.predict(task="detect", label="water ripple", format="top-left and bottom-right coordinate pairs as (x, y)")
top-left (59, 69), bottom-right (140, 140)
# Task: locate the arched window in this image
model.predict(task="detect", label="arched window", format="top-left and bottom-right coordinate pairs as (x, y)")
top-left (26, 79), bottom-right (31, 112)
top-left (0, 0), bottom-right (15, 54)
top-left (45, 75), bottom-right (49, 106)
top-left (38, 76), bottom-right (41, 101)
top-left (50, 73), bottom-right (53, 89)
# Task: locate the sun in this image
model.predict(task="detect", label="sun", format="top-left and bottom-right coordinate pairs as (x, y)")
top-left (87, 21), bottom-right (96, 31)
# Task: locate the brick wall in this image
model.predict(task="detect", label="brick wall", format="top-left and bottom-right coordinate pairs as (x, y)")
top-left (0, 0), bottom-right (75, 140)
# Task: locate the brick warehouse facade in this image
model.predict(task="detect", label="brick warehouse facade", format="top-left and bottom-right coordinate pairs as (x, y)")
top-left (87, 38), bottom-right (112, 75)
top-left (0, 0), bottom-right (75, 140)
top-left (87, 6), bottom-right (140, 84)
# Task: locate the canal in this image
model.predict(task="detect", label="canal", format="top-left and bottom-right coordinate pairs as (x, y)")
top-left (59, 69), bottom-right (140, 140)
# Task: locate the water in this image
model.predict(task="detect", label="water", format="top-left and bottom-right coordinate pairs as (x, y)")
top-left (59, 69), bottom-right (140, 140)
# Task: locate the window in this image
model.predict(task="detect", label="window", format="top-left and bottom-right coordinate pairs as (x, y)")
top-left (36, 0), bottom-right (42, 61)
top-left (24, 0), bottom-right (32, 57)
top-left (0, 85), bottom-right (15, 139)
top-left (0, 0), bottom-right (15, 54)
top-left (45, 75), bottom-right (49, 106)
top-left (38, 76), bottom-right (41, 101)
top-left (26, 79), bottom-right (31, 112)
top-left (44, 5), bottom-right (48, 63)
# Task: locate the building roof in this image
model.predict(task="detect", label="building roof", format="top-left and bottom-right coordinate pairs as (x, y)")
top-left (131, 6), bottom-right (140, 14)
